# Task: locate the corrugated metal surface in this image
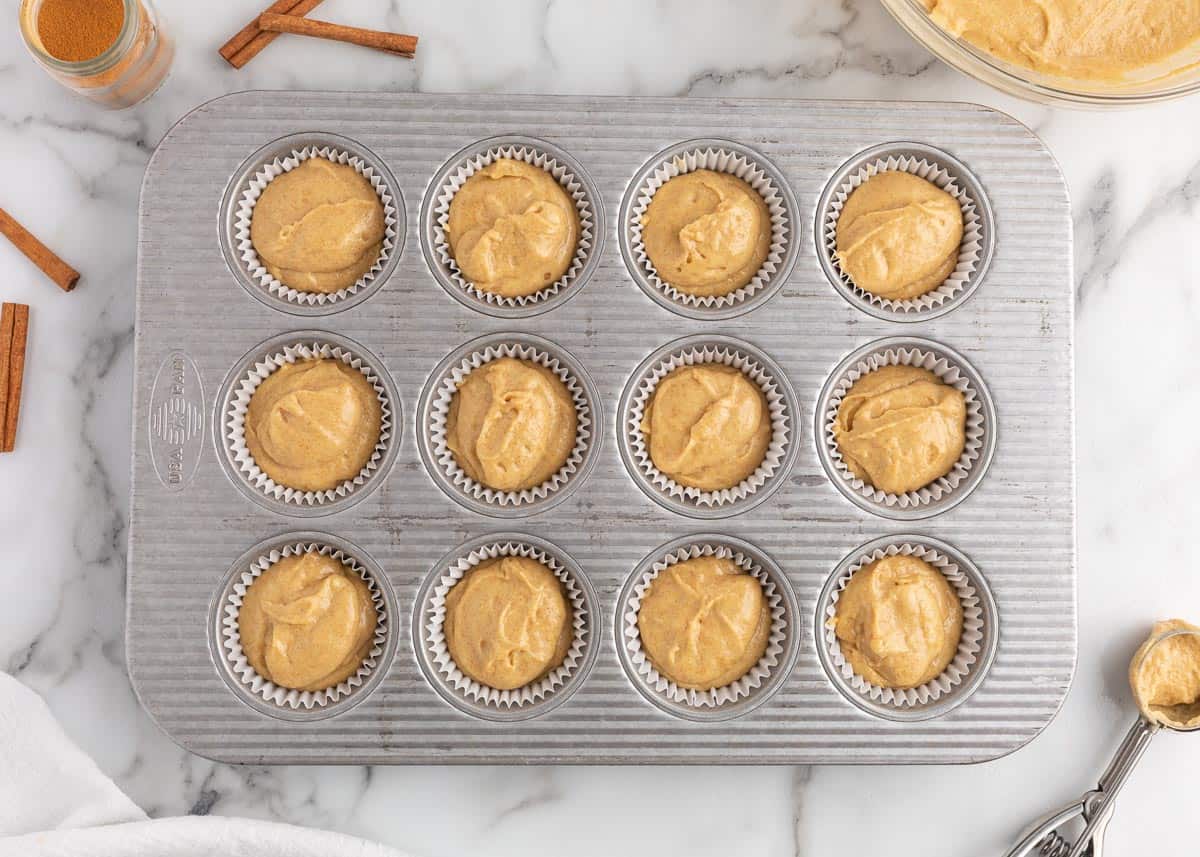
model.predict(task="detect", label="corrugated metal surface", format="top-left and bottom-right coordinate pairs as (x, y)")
top-left (128, 92), bottom-right (1075, 764)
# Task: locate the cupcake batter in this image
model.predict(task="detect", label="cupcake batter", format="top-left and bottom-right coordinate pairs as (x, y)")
top-left (641, 364), bottom-right (771, 492)
top-left (445, 357), bottom-right (577, 492)
top-left (250, 158), bottom-right (386, 294)
top-left (922, 0), bottom-right (1200, 82)
top-left (239, 552), bottom-right (377, 692)
top-left (244, 358), bottom-right (382, 493)
top-left (832, 554), bottom-right (963, 690)
top-left (835, 171), bottom-right (963, 301)
top-left (642, 169), bottom-right (771, 298)
top-left (834, 365), bottom-right (966, 495)
top-left (1130, 619), bottom-right (1200, 729)
top-left (637, 556), bottom-right (770, 690)
top-left (445, 159), bottom-right (580, 298)
top-left (444, 556), bottom-right (572, 691)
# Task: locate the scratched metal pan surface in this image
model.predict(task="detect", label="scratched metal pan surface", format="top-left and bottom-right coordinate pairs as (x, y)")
top-left (127, 92), bottom-right (1075, 765)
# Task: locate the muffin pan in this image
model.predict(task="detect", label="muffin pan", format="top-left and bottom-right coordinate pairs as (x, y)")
top-left (129, 92), bottom-right (1075, 764)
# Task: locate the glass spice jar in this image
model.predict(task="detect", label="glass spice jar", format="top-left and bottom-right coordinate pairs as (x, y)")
top-left (18, 0), bottom-right (174, 109)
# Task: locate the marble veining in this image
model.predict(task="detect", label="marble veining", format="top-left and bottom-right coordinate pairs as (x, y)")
top-left (1, 1), bottom-right (1198, 855)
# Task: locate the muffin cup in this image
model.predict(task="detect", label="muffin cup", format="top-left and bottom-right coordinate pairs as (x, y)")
top-left (422, 135), bottom-right (602, 318)
top-left (620, 139), bottom-right (799, 320)
top-left (616, 536), bottom-right (800, 720)
top-left (618, 334), bottom-right (798, 519)
top-left (413, 533), bottom-right (599, 721)
top-left (218, 331), bottom-right (399, 517)
top-left (222, 133), bottom-right (403, 315)
top-left (214, 535), bottom-right (393, 719)
top-left (816, 142), bottom-right (994, 322)
top-left (419, 332), bottom-right (600, 517)
top-left (816, 336), bottom-right (995, 520)
top-left (816, 535), bottom-right (997, 721)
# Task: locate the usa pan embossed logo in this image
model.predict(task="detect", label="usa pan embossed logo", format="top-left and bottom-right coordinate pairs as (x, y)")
top-left (149, 350), bottom-right (204, 491)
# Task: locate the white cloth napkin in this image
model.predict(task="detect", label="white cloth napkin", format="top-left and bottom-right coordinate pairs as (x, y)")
top-left (0, 673), bottom-right (404, 857)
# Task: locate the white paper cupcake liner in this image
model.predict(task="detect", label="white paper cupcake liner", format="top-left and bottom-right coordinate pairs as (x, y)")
top-left (628, 145), bottom-right (791, 310)
top-left (220, 541), bottom-right (388, 711)
top-left (428, 341), bottom-right (593, 508)
top-left (627, 344), bottom-right (790, 508)
top-left (823, 344), bottom-right (986, 510)
top-left (431, 143), bottom-right (596, 308)
top-left (823, 154), bottom-right (983, 315)
top-left (823, 541), bottom-right (983, 708)
top-left (621, 542), bottom-right (787, 709)
top-left (234, 144), bottom-right (399, 307)
top-left (422, 540), bottom-right (590, 710)
top-left (225, 341), bottom-right (393, 507)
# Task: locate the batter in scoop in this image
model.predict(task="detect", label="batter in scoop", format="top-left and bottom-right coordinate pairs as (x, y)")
top-left (1130, 619), bottom-right (1200, 730)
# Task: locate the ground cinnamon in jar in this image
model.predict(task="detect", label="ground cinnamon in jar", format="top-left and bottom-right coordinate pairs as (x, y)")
top-left (19, 0), bottom-right (173, 109)
top-left (36, 0), bottom-right (125, 62)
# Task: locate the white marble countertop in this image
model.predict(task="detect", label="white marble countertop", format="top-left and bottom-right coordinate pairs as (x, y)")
top-left (2, 1), bottom-right (1198, 854)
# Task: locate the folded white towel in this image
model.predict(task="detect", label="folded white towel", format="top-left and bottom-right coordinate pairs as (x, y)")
top-left (0, 673), bottom-right (404, 857)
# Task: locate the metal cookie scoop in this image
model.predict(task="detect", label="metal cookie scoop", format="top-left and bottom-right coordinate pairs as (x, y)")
top-left (1003, 626), bottom-right (1200, 857)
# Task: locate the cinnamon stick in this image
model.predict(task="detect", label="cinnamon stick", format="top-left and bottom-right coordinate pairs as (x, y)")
top-left (2, 303), bottom-right (28, 453)
top-left (220, 0), bottom-right (326, 69)
top-left (258, 13), bottom-right (417, 58)
top-left (219, 0), bottom-right (301, 61)
top-left (0, 304), bottom-right (13, 450)
top-left (0, 208), bottom-right (79, 292)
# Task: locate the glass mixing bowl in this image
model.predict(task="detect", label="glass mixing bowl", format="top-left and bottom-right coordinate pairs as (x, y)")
top-left (880, 0), bottom-right (1200, 107)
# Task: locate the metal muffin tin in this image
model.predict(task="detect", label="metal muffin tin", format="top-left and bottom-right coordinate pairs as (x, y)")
top-left (128, 92), bottom-right (1075, 764)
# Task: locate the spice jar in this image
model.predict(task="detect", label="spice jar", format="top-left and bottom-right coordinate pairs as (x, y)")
top-left (18, 0), bottom-right (174, 109)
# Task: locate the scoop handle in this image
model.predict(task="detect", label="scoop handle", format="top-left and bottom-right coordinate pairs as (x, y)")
top-left (1001, 801), bottom-right (1085, 857)
top-left (1064, 718), bottom-right (1158, 857)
